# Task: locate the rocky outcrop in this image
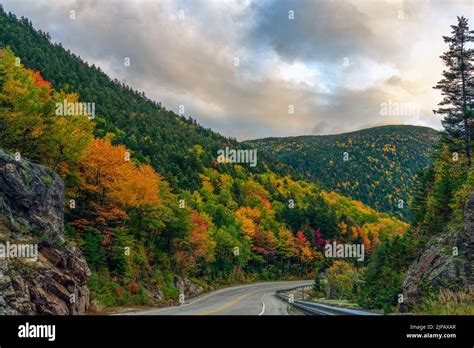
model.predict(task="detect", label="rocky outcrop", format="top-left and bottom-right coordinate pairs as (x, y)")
top-left (400, 192), bottom-right (474, 312)
top-left (0, 151), bottom-right (64, 241)
top-left (0, 149), bottom-right (90, 315)
top-left (173, 276), bottom-right (204, 300)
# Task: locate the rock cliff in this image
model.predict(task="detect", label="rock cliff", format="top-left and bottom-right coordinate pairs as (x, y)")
top-left (0, 149), bottom-right (90, 314)
top-left (400, 193), bottom-right (474, 311)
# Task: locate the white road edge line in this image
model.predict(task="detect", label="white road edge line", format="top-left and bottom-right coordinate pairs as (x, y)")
top-left (258, 294), bottom-right (266, 315)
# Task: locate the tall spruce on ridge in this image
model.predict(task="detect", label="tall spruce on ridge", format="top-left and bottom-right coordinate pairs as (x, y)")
top-left (434, 16), bottom-right (474, 166)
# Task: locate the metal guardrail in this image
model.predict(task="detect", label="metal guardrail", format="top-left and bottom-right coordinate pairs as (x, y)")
top-left (276, 285), bottom-right (380, 316)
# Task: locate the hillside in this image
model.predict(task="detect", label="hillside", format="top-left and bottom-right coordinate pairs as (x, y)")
top-left (0, 8), bottom-right (290, 192)
top-left (246, 125), bottom-right (440, 220)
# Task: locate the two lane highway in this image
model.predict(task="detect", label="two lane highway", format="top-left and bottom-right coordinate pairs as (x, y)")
top-left (124, 280), bottom-right (312, 315)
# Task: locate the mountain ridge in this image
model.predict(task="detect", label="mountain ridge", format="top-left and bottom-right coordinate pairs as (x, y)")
top-left (246, 124), bottom-right (439, 142)
top-left (247, 125), bottom-right (440, 219)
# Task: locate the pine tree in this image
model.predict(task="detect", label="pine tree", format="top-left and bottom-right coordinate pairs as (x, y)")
top-left (83, 227), bottom-right (106, 271)
top-left (434, 16), bottom-right (474, 165)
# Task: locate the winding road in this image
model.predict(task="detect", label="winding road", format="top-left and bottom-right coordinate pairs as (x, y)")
top-left (123, 280), bottom-right (312, 315)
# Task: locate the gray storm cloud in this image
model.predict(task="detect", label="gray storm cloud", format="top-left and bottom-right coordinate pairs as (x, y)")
top-left (2, 0), bottom-right (473, 139)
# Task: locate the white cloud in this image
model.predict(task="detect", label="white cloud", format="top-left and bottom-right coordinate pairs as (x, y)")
top-left (341, 59), bottom-right (399, 91)
top-left (277, 61), bottom-right (326, 90)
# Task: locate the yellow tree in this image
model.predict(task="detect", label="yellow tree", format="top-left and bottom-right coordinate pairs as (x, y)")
top-left (0, 48), bottom-right (94, 177)
top-left (235, 206), bottom-right (261, 239)
top-left (75, 137), bottom-right (166, 234)
top-left (0, 48), bottom-right (53, 159)
top-left (47, 92), bottom-right (94, 174)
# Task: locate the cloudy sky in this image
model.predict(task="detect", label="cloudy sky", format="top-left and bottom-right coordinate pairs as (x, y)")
top-left (2, 0), bottom-right (473, 140)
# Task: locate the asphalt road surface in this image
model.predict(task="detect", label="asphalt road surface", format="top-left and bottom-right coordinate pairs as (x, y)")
top-left (124, 280), bottom-right (312, 315)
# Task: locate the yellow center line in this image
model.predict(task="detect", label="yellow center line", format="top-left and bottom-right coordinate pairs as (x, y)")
top-left (198, 289), bottom-right (264, 315)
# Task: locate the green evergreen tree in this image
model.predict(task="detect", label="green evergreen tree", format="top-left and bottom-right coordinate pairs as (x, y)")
top-left (83, 227), bottom-right (106, 271)
top-left (434, 16), bottom-right (474, 165)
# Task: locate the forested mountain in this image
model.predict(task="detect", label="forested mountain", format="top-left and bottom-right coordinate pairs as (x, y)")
top-left (247, 125), bottom-right (440, 220)
top-left (0, 8), bottom-right (290, 192)
top-left (0, 8), bottom-right (408, 312)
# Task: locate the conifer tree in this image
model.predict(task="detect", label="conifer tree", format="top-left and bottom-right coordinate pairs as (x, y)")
top-left (434, 16), bottom-right (474, 165)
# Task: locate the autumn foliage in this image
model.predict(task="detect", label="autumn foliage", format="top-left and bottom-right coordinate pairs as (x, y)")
top-left (79, 138), bottom-right (161, 209)
top-left (28, 69), bottom-right (53, 91)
